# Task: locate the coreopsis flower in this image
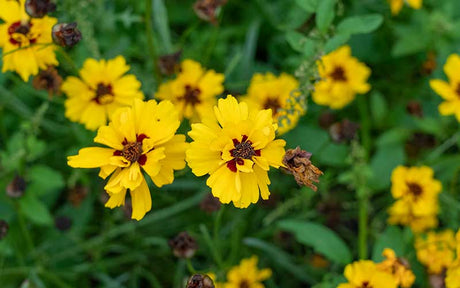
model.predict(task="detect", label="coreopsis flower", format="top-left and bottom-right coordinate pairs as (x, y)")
top-left (429, 54), bottom-right (460, 122)
top-left (415, 230), bottom-right (456, 274)
top-left (388, 0), bottom-right (422, 15)
top-left (186, 95), bottom-right (286, 208)
top-left (446, 230), bottom-right (460, 288)
top-left (312, 46), bottom-right (371, 109)
top-left (388, 166), bottom-right (442, 233)
top-left (377, 248), bottom-right (415, 288)
top-left (223, 256), bottom-right (271, 288)
top-left (155, 59), bottom-right (224, 122)
top-left (337, 260), bottom-right (397, 288)
top-left (62, 56), bottom-right (144, 130)
top-left (0, 0), bottom-right (58, 81)
top-left (242, 72), bottom-right (305, 135)
top-left (67, 99), bottom-right (188, 220)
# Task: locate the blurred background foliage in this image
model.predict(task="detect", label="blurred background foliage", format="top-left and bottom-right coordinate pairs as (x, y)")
top-left (1, 0), bottom-right (460, 287)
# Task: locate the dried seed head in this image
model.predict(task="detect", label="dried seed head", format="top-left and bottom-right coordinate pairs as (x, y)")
top-left (193, 0), bottom-right (228, 25)
top-left (52, 22), bottom-right (82, 48)
top-left (318, 111), bottom-right (336, 130)
top-left (200, 193), bottom-right (221, 213)
top-left (405, 132), bottom-right (436, 159)
top-left (186, 274), bottom-right (215, 288)
top-left (406, 101), bottom-right (423, 118)
top-left (55, 216), bottom-right (72, 231)
top-left (25, 0), bottom-right (56, 18)
top-left (329, 119), bottom-right (359, 143)
top-left (282, 147), bottom-right (323, 191)
top-left (428, 273), bottom-right (445, 288)
top-left (68, 184), bottom-right (88, 207)
top-left (0, 220), bottom-right (9, 240)
top-left (168, 232), bottom-right (198, 259)
top-left (158, 51), bottom-right (181, 76)
top-left (32, 66), bottom-right (62, 98)
top-left (421, 52), bottom-right (436, 75)
top-left (6, 175), bottom-right (26, 198)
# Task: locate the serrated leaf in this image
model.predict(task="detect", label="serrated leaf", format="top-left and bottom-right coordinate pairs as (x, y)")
top-left (337, 14), bottom-right (383, 35)
top-left (278, 219), bottom-right (352, 264)
top-left (316, 0), bottom-right (336, 33)
top-left (295, 0), bottom-right (319, 13)
top-left (19, 194), bottom-right (53, 226)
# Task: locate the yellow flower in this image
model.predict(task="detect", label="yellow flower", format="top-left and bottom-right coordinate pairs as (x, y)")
top-left (388, 0), bottom-right (422, 15)
top-left (156, 59), bottom-right (224, 122)
top-left (446, 230), bottom-right (460, 288)
top-left (415, 230), bottom-right (456, 274)
top-left (377, 248), bottom-right (415, 288)
top-left (62, 56), bottom-right (144, 130)
top-left (388, 166), bottom-right (442, 233)
top-left (430, 54), bottom-right (460, 121)
top-left (223, 256), bottom-right (271, 288)
top-left (338, 260), bottom-right (397, 288)
top-left (67, 99), bottom-right (188, 220)
top-left (312, 46), bottom-right (371, 109)
top-left (186, 95), bottom-right (286, 208)
top-left (0, 0), bottom-right (58, 81)
top-left (242, 72), bottom-right (305, 135)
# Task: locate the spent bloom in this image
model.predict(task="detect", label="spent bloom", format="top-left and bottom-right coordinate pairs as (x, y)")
top-left (223, 256), bottom-right (271, 288)
top-left (67, 99), bottom-right (188, 220)
top-left (429, 54), bottom-right (460, 122)
top-left (415, 230), bottom-right (456, 274)
top-left (156, 59), bottom-right (224, 122)
top-left (377, 248), bottom-right (415, 288)
top-left (337, 260), bottom-right (397, 288)
top-left (388, 0), bottom-right (422, 15)
top-left (62, 56), bottom-right (144, 130)
top-left (186, 95), bottom-right (286, 208)
top-left (388, 166), bottom-right (442, 233)
top-left (242, 72), bottom-right (305, 135)
top-left (312, 46), bottom-right (371, 109)
top-left (0, 0), bottom-right (58, 81)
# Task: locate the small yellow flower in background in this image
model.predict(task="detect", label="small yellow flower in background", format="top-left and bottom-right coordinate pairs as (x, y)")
top-left (242, 72), bottom-right (306, 135)
top-left (446, 230), bottom-right (460, 288)
top-left (430, 54), bottom-right (460, 122)
top-left (337, 260), bottom-right (397, 288)
top-left (415, 230), bottom-right (456, 274)
top-left (186, 95), bottom-right (286, 208)
top-left (156, 59), bottom-right (224, 122)
top-left (62, 56), bottom-right (144, 130)
top-left (0, 0), bottom-right (58, 81)
top-left (223, 256), bottom-right (271, 288)
top-left (312, 45), bottom-right (371, 109)
top-left (67, 99), bottom-right (188, 220)
top-left (377, 248), bottom-right (415, 288)
top-left (388, 0), bottom-right (422, 15)
top-left (387, 166), bottom-right (442, 233)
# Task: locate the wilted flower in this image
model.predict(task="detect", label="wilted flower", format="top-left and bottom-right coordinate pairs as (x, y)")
top-left (406, 101), bottom-right (423, 118)
top-left (32, 66), bottom-right (62, 97)
top-left (0, 220), bottom-right (9, 240)
top-left (422, 52), bottom-right (436, 75)
top-left (193, 0), bottom-right (227, 25)
top-left (67, 184), bottom-right (88, 207)
top-left (186, 274), bottom-right (215, 288)
top-left (168, 232), bottom-right (198, 259)
top-left (328, 119), bottom-right (359, 143)
top-left (158, 51), bottom-right (181, 76)
top-left (200, 193), bottom-right (221, 213)
top-left (282, 147), bottom-right (323, 191)
top-left (6, 175), bottom-right (26, 198)
top-left (52, 22), bottom-right (82, 48)
top-left (25, 0), bottom-right (56, 18)
top-left (338, 260), bottom-right (397, 288)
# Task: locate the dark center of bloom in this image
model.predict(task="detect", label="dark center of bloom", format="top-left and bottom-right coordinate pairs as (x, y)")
top-left (182, 85), bottom-right (201, 106)
top-left (226, 135), bottom-right (261, 172)
top-left (239, 280), bottom-right (250, 288)
top-left (263, 97), bottom-right (281, 116)
top-left (361, 281), bottom-right (372, 288)
top-left (8, 21), bottom-right (36, 46)
top-left (407, 182), bottom-right (423, 197)
top-left (113, 134), bottom-right (149, 165)
top-left (330, 66), bottom-right (347, 81)
top-left (93, 83), bottom-right (115, 105)
top-left (456, 83), bottom-right (460, 97)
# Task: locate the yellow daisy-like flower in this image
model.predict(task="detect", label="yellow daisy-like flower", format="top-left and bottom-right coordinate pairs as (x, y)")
top-left (388, 0), bottom-right (422, 15)
top-left (186, 95), bottom-right (286, 208)
top-left (223, 256), bottom-right (271, 288)
top-left (67, 99), bottom-right (188, 220)
top-left (156, 59), bottom-right (225, 122)
top-left (61, 56), bottom-right (144, 131)
top-left (0, 0), bottom-right (58, 81)
top-left (338, 260), bottom-right (397, 288)
top-left (429, 54), bottom-right (460, 122)
top-left (415, 230), bottom-right (456, 274)
top-left (446, 230), bottom-right (460, 288)
top-left (243, 72), bottom-right (305, 135)
top-left (377, 248), bottom-right (415, 288)
top-left (312, 45), bottom-right (371, 109)
top-left (388, 166), bottom-right (442, 233)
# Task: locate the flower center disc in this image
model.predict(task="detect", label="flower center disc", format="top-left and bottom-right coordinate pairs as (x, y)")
top-left (183, 85), bottom-right (201, 105)
top-left (239, 280), bottom-right (250, 288)
top-left (94, 83), bottom-right (115, 105)
top-left (8, 21), bottom-right (35, 46)
top-left (232, 141), bottom-right (256, 159)
top-left (407, 182), bottom-right (423, 197)
top-left (456, 83), bottom-right (460, 97)
top-left (330, 66), bottom-right (347, 81)
top-left (263, 97), bottom-right (281, 116)
top-left (122, 142), bottom-right (143, 162)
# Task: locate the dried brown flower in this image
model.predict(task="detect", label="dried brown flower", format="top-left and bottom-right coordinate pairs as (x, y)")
top-left (193, 0), bottom-right (227, 25)
top-left (282, 147), bottom-right (323, 191)
top-left (422, 52), bottom-right (437, 76)
top-left (186, 274), bottom-right (215, 288)
top-left (6, 175), bottom-right (26, 198)
top-left (25, 0), bottom-right (56, 18)
top-left (318, 111), bottom-right (336, 130)
top-left (406, 101), bottom-right (423, 118)
top-left (329, 119), bottom-right (359, 143)
top-left (68, 184), bottom-right (88, 207)
top-left (168, 232), bottom-right (198, 259)
top-left (0, 220), bottom-right (9, 240)
top-left (52, 22), bottom-right (82, 48)
top-left (200, 193), bottom-right (221, 213)
top-left (158, 51), bottom-right (181, 76)
top-left (428, 273), bottom-right (445, 288)
top-left (32, 66), bottom-right (62, 98)
top-left (405, 132), bottom-right (436, 159)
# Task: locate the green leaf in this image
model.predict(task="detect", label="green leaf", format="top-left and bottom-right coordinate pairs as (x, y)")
top-left (295, 0), bottom-right (319, 13)
top-left (324, 33), bottom-right (350, 53)
top-left (375, 128), bottom-right (410, 147)
top-left (316, 143), bottom-right (349, 167)
top-left (369, 144), bottom-right (405, 190)
top-left (316, 0), bottom-right (336, 33)
top-left (28, 165), bottom-right (65, 195)
top-left (153, 0), bottom-right (172, 53)
top-left (19, 194), bottom-right (53, 226)
top-left (370, 91), bottom-right (388, 126)
top-left (286, 31), bottom-right (316, 57)
top-left (336, 14), bottom-right (383, 35)
top-left (282, 125), bottom-right (329, 154)
top-left (278, 219), bottom-right (352, 264)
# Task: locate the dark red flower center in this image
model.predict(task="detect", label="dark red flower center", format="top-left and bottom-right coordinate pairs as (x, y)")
top-left (263, 97), bottom-right (281, 116)
top-left (407, 182), bottom-right (423, 197)
top-left (181, 84), bottom-right (201, 106)
top-left (239, 280), bottom-right (250, 288)
top-left (361, 281), bottom-right (372, 288)
top-left (330, 66), bottom-right (347, 81)
top-left (456, 83), bottom-right (460, 97)
top-left (113, 134), bottom-right (149, 165)
top-left (93, 83), bottom-right (114, 105)
top-left (8, 21), bottom-right (37, 46)
top-left (226, 135), bottom-right (261, 172)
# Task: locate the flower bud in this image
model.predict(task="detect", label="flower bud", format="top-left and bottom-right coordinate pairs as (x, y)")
top-left (282, 147), bottom-right (323, 191)
top-left (186, 274), bottom-right (214, 288)
top-left (6, 175), bottom-right (26, 198)
top-left (32, 66), bottom-right (62, 98)
top-left (25, 0), bottom-right (56, 18)
top-left (168, 232), bottom-right (198, 259)
top-left (158, 51), bottom-right (181, 76)
top-left (52, 22), bottom-right (82, 48)
top-left (329, 119), bottom-right (359, 143)
top-left (0, 220), bottom-right (9, 240)
top-left (200, 193), bottom-right (221, 213)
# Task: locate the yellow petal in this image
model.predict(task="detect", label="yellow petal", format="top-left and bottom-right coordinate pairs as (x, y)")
top-left (68, 147), bottom-right (115, 168)
top-left (94, 125), bottom-right (125, 150)
top-left (130, 178), bottom-right (152, 221)
top-left (430, 79), bottom-right (457, 100)
top-left (141, 147), bottom-right (166, 179)
top-left (105, 190), bottom-right (127, 208)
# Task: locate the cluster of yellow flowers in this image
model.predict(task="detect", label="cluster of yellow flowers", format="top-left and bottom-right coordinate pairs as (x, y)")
top-left (338, 248), bottom-right (415, 288)
top-left (388, 0), bottom-right (422, 15)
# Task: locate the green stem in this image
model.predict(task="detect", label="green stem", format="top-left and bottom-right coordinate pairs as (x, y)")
top-left (15, 202), bottom-right (35, 255)
top-left (357, 95), bottom-right (371, 157)
top-left (199, 224), bottom-right (224, 269)
top-left (358, 193), bottom-right (368, 259)
top-left (145, 0), bottom-right (162, 86)
top-left (186, 258), bottom-right (197, 274)
top-left (56, 48), bottom-right (80, 75)
top-left (213, 206), bottom-right (225, 253)
top-left (425, 130), bottom-right (460, 164)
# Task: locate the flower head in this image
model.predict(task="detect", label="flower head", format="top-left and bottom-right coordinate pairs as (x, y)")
top-left (388, 0), bottom-right (422, 15)
top-left (377, 248), bottom-right (415, 288)
top-left (312, 46), bottom-right (371, 109)
top-left (186, 95), bottom-right (286, 208)
top-left (67, 99), bottom-right (188, 220)
top-left (0, 0), bottom-right (58, 81)
top-left (429, 54), bottom-right (460, 122)
top-left (415, 230), bottom-right (456, 274)
top-left (338, 260), bottom-right (397, 288)
top-left (156, 59), bottom-right (224, 122)
top-left (62, 56), bottom-right (144, 130)
top-left (223, 256), bottom-right (271, 288)
top-left (445, 230), bottom-right (460, 288)
top-left (243, 72), bottom-right (305, 135)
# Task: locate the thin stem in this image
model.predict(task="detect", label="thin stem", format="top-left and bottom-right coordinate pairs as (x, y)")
top-left (357, 95), bottom-right (371, 157)
top-left (199, 224), bottom-right (224, 269)
top-left (186, 258), bottom-right (197, 274)
top-left (358, 193), bottom-right (368, 259)
top-left (15, 202), bottom-right (35, 255)
top-left (425, 130), bottom-right (460, 164)
top-left (145, 0), bottom-right (162, 86)
top-left (213, 206), bottom-right (225, 256)
top-left (56, 48), bottom-right (80, 75)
